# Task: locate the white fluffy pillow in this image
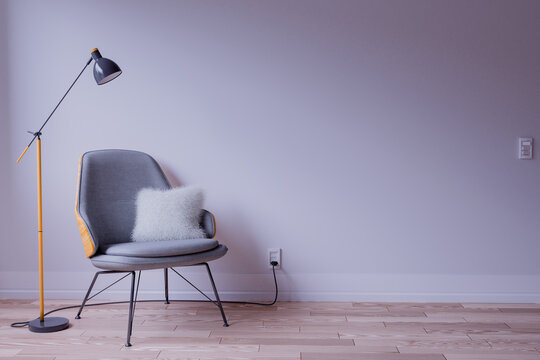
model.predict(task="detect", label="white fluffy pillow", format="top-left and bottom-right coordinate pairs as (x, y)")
top-left (131, 186), bottom-right (206, 242)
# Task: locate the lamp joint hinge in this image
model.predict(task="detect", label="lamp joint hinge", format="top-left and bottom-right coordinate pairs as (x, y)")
top-left (27, 130), bottom-right (42, 138)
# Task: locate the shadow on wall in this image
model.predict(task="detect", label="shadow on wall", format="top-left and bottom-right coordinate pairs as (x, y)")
top-left (0, 0), bottom-right (11, 246)
top-left (0, 1), bottom-right (8, 118)
top-left (160, 163), bottom-right (261, 273)
top-left (209, 208), bottom-right (262, 272)
top-left (160, 162), bottom-right (184, 187)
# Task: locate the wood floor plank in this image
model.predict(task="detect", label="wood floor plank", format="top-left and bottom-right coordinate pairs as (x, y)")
top-left (301, 353), bottom-right (445, 360)
top-left (487, 338), bottom-right (540, 351)
top-left (311, 310), bottom-right (424, 317)
top-left (462, 304), bottom-right (540, 310)
top-left (348, 315), bottom-right (466, 323)
top-left (89, 335), bottom-right (220, 346)
top-left (212, 330), bottom-right (337, 339)
top-left (0, 357), bottom-right (55, 360)
top-left (387, 303), bottom-right (464, 311)
top-left (220, 337), bottom-right (353, 346)
top-left (158, 351), bottom-right (298, 359)
top-left (341, 332), bottom-right (470, 342)
top-left (395, 338), bottom-right (491, 352)
top-left (338, 327), bottom-right (429, 339)
top-left (507, 323), bottom-right (540, 330)
top-left (16, 344), bottom-right (124, 356)
top-left (0, 350), bottom-right (20, 357)
top-left (499, 308), bottom-right (540, 314)
top-left (300, 322), bottom-right (386, 332)
top-left (278, 302), bottom-right (356, 309)
top-left (444, 354), bottom-right (540, 360)
top-left (258, 344), bottom-right (397, 355)
top-left (424, 311), bottom-right (540, 322)
top-left (125, 343), bottom-right (260, 352)
top-left (469, 330), bottom-right (540, 341)
top-left (440, 349), bottom-right (540, 356)
top-left (385, 321), bottom-right (510, 332)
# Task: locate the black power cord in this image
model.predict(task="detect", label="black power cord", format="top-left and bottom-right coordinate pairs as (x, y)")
top-left (225, 261), bottom-right (279, 306)
top-left (11, 262), bottom-right (279, 328)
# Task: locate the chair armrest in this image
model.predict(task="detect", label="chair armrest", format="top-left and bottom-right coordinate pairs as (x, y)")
top-left (199, 209), bottom-right (216, 239)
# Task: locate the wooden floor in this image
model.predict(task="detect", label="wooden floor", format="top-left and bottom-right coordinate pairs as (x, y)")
top-left (2, 300), bottom-right (540, 359)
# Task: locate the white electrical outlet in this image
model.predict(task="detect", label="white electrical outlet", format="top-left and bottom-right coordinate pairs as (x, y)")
top-left (519, 137), bottom-right (533, 160)
top-left (268, 248), bottom-right (281, 269)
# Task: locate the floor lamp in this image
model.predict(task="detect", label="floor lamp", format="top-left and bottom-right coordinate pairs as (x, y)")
top-left (16, 48), bottom-right (122, 333)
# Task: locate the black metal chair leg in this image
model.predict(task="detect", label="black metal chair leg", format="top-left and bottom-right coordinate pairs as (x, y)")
top-left (75, 272), bottom-right (101, 319)
top-left (164, 268), bottom-right (170, 304)
top-left (125, 271), bottom-right (138, 347)
top-left (203, 263), bottom-right (229, 327)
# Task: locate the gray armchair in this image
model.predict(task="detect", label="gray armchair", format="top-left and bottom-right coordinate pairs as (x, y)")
top-left (74, 149), bottom-right (228, 346)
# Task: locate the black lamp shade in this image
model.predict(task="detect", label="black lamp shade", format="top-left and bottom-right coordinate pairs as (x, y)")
top-left (91, 48), bottom-right (122, 85)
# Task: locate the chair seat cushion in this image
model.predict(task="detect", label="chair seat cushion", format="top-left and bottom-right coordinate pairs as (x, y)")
top-left (92, 244), bottom-right (228, 271)
top-left (102, 238), bottom-right (219, 258)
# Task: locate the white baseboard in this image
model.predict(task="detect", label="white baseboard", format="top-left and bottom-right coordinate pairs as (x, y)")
top-left (1, 270), bottom-right (540, 303)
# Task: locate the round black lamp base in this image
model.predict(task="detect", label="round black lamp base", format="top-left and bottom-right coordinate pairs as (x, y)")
top-left (28, 317), bottom-right (69, 333)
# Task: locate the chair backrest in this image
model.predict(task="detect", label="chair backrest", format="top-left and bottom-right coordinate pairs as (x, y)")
top-left (75, 149), bottom-right (171, 257)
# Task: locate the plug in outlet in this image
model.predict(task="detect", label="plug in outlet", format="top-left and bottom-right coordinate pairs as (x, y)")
top-left (268, 248), bottom-right (281, 269)
top-left (519, 137), bottom-right (533, 159)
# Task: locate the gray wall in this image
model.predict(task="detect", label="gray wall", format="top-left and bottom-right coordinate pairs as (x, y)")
top-left (2, 0), bottom-right (540, 301)
top-left (0, 0), bottom-right (11, 273)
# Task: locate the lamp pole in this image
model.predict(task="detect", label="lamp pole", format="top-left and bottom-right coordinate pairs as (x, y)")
top-left (16, 48), bottom-right (121, 332)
